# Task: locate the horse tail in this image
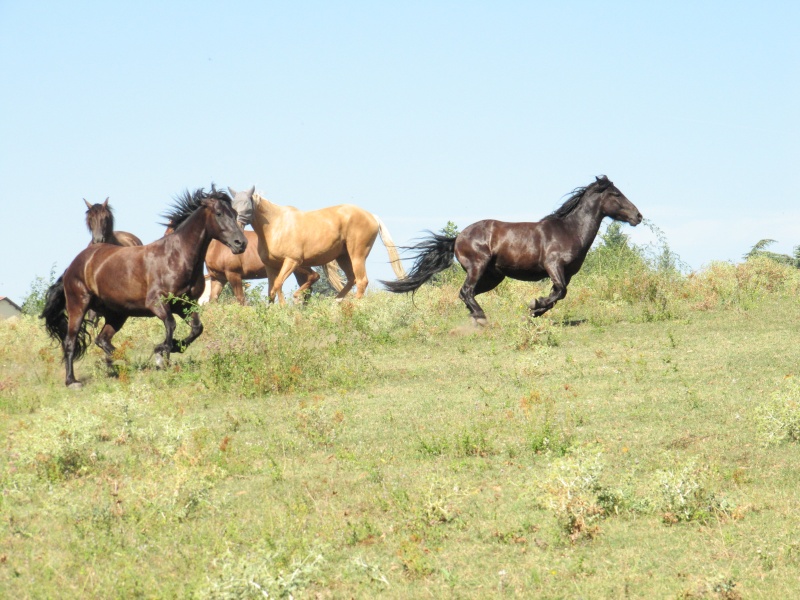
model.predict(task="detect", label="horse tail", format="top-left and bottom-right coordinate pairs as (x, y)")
top-left (372, 214), bottom-right (407, 279)
top-left (323, 260), bottom-right (345, 292)
top-left (40, 275), bottom-right (91, 361)
top-left (381, 233), bottom-right (456, 294)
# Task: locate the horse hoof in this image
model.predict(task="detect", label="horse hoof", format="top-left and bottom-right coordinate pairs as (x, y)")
top-left (471, 316), bottom-right (488, 327)
top-left (154, 354), bottom-right (167, 369)
top-left (67, 381), bottom-right (83, 390)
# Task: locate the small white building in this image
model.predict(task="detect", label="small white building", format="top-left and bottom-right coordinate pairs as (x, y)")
top-left (0, 297), bottom-right (22, 320)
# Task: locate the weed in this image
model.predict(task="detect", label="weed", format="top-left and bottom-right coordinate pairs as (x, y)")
top-left (654, 459), bottom-right (736, 524)
top-left (201, 546), bottom-right (324, 599)
top-left (527, 417), bottom-right (573, 456)
top-left (538, 446), bottom-right (607, 542)
top-left (754, 377), bottom-right (800, 445)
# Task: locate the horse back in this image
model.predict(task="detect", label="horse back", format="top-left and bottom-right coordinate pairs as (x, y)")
top-left (257, 203), bottom-right (377, 264)
top-left (65, 241), bottom-right (199, 313)
top-left (113, 230), bottom-right (144, 247)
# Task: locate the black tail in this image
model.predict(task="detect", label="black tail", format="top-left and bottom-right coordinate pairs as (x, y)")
top-left (40, 275), bottom-right (91, 361)
top-left (381, 233), bottom-right (457, 294)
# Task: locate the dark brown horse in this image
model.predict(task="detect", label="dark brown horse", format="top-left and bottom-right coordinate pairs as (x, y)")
top-left (84, 198), bottom-right (144, 246)
top-left (42, 187), bottom-right (246, 387)
top-left (382, 176), bottom-right (642, 324)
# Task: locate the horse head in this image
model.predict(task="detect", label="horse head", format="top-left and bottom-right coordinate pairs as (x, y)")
top-left (204, 190), bottom-right (248, 254)
top-left (84, 197), bottom-right (114, 243)
top-left (594, 176), bottom-right (642, 226)
top-left (228, 186), bottom-right (256, 227)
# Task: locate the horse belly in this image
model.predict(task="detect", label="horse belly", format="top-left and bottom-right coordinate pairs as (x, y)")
top-left (496, 265), bottom-right (549, 282)
top-left (494, 248), bottom-right (548, 282)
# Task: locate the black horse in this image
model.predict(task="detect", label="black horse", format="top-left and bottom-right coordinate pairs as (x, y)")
top-left (382, 176), bottom-right (642, 324)
top-left (42, 186), bottom-right (247, 388)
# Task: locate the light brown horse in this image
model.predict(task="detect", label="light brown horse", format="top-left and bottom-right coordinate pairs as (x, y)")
top-left (205, 230), bottom-right (324, 305)
top-left (231, 187), bottom-right (405, 302)
top-left (84, 198), bottom-right (143, 247)
top-left (169, 187), bottom-right (342, 305)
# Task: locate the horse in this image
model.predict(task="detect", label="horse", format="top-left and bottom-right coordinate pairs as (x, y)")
top-left (382, 176), bottom-right (643, 324)
top-left (84, 197), bottom-right (144, 246)
top-left (231, 187), bottom-right (406, 302)
top-left (41, 186), bottom-right (247, 388)
top-left (202, 186), bottom-right (347, 305)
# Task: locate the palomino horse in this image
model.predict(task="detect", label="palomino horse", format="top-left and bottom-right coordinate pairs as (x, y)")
top-left (383, 176), bottom-right (642, 324)
top-left (42, 187), bottom-right (246, 387)
top-left (206, 186), bottom-right (345, 305)
top-left (231, 187), bottom-right (406, 302)
top-left (84, 198), bottom-right (143, 246)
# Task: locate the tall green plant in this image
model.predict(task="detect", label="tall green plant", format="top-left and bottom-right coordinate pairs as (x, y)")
top-left (21, 264), bottom-right (58, 316)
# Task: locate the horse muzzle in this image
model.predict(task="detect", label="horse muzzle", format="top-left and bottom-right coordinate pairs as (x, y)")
top-left (628, 212), bottom-right (643, 226)
top-left (229, 237), bottom-right (248, 255)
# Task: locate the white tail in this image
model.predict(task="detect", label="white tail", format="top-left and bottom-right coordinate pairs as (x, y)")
top-left (373, 214), bottom-right (407, 279)
top-left (323, 261), bottom-right (345, 292)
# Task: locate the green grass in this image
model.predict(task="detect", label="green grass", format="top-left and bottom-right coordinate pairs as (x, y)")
top-left (2, 258), bottom-right (800, 598)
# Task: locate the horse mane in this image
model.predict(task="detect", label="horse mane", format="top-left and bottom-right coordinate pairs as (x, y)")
top-left (161, 185), bottom-right (232, 229)
top-left (544, 175), bottom-right (613, 221)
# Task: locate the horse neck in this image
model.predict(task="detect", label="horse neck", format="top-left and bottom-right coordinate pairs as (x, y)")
top-left (169, 209), bottom-right (214, 265)
top-left (561, 193), bottom-right (607, 249)
top-left (254, 197), bottom-right (284, 226)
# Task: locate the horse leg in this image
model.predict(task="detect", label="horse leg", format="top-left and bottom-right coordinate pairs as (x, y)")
top-left (172, 309), bottom-right (204, 353)
top-left (264, 266), bottom-right (282, 305)
top-left (268, 258), bottom-right (300, 304)
top-left (63, 305), bottom-right (89, 388)
top-left (227, 272), bottom-right (246, 305)
top-left (334, 254), bottom-right (356, 300)
top-left (458, 267), bottom-right (505, 325)
top-left (95, 313), bottom-right (128, 365)
top-left (292, 267), bottom-right (320, 304)
top-left (62, 287), bottom-right (92, 388)
top-left (529, 265), bottom-right (570, 317)
top-left (456, 255), bottom-right (497, 325)
top-left (350, 256), bottom-right (370, 299)
top-left (152, 306), bottom-right (177, 369)
top-left (209, 278), bottom-right (225, 303)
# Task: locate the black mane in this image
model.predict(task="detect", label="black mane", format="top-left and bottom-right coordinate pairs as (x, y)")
top-left (161, 185), bottom-right (231, 229)
top-left (544, 175), bottom-right (613, 221)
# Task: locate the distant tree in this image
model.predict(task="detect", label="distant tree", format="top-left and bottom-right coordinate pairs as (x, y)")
top-left (600, 221), bottom-right (629, 250)
top-left (745, 239), bottom-right (800, 267)
top-left (441, 220), bottom-right (460, 238)
top-left (582, 221), bottom-right (645, 276)
top-left (431, 221), bottom-right (461, 285)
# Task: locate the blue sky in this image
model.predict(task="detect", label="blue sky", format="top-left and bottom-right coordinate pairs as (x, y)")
top-left (1, 1), bottom-right (798, 304)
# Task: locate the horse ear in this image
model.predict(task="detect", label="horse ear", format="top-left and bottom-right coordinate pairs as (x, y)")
top-left (247, 185), bottom-right (255, 196)
top-left (83, 198), bottom-right (92, 209)
top-left (103, 197), bottom-right (109, 207)
top-left (228, 186), bottom-right (237, 196)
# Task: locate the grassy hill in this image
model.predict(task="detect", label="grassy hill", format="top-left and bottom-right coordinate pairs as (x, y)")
top-left (2, 257), bottom-right (800, 598)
